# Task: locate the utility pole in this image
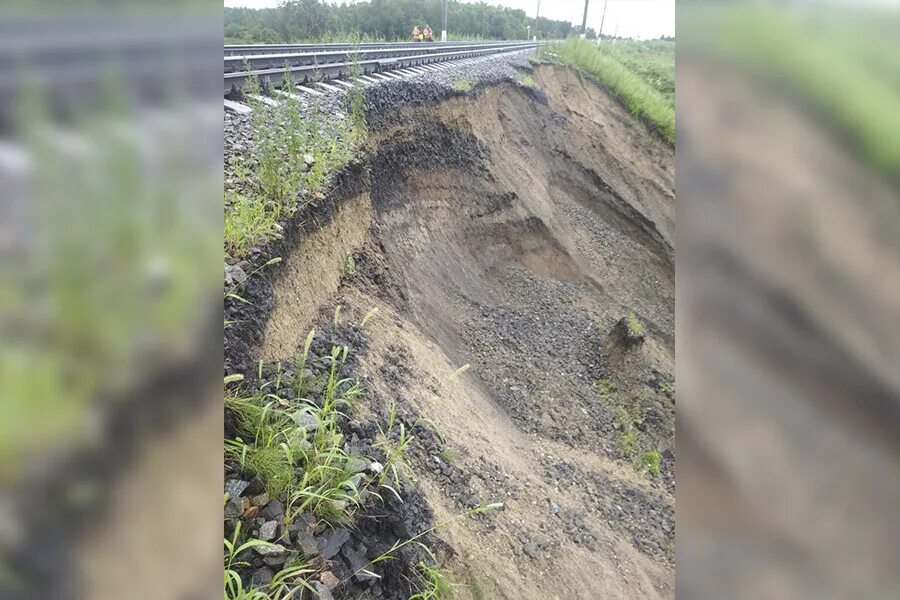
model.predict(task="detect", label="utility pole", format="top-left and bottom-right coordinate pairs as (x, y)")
top-left (599, 0), bottom-right (609, 40)
top-left (441, 0), bottom-right (448, 42)
top-left (581, 0), bottom-right (590, 39)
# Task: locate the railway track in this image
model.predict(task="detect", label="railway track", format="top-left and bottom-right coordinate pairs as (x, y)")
top-left (225, 40), bottom-right (524, 56)
top-left (224, 40), bottom-right (548, 96)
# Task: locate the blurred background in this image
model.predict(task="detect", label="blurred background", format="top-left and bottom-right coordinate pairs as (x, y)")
top-left (0, 2), bottom-right (222, 598)
top-left (677, 1), bottom-right (900, 598)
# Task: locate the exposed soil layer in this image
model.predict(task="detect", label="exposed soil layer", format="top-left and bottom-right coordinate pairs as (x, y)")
top-left (232, 64), bottom-right (674, 599)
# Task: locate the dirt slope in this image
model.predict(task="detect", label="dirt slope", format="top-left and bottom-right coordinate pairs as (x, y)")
top-left (262, 65), bottom-right (675, 599)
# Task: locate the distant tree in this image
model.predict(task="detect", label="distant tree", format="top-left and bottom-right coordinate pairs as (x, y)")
top-left (224, 0), bottom-right (574, 44)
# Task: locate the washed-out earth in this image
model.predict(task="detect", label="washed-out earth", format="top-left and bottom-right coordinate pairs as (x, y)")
top-left (223, 53), bottom-right (674, 600)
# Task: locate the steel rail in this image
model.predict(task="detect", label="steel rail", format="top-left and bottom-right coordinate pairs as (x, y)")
top-left (224, 41), bottom-right (546, 95)
top-left (224, 40), bottom-right (523, 56)
top-left (225, 41), bottom-right (540, 73)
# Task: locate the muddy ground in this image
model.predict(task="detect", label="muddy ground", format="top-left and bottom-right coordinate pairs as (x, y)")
top-left (229, 63), bottom-right (674, 599)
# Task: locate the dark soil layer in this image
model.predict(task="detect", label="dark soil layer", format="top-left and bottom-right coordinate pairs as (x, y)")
top-left (226, 64), bottom-right (675, 599)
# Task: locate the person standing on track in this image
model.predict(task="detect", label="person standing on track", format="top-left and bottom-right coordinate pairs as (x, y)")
top-left (424, 24), bottom-right (433, 42)
top-left (412, 25), bottom-right (421, 41)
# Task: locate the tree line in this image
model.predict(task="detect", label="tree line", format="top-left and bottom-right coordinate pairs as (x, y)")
top-left (225, 0), bottom-right (584, 44)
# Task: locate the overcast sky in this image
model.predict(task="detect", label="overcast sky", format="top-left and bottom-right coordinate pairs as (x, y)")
top-left (224, 0), bottom-right (675, 40)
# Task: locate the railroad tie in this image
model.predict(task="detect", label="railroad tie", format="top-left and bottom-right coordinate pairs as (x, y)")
top-left (224, 99), bottom-right (253, 114)
top-left (247, 94), bottom-right (279, 107)
top-left (295, 85), bottom-right (323, 96)
top-left (272, 89), bottom-right (305, 101)
top-left (316, 82), bottom-right (343, 93)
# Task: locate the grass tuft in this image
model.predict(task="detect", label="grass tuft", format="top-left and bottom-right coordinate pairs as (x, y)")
top-left (224, 191), bottom-right (281, 259)
top-left (341, 250), bottom-right (356, 278)
top-left (410, 562), bottom-right (455, 599)
top-left (635, 449), bottom-right (662, 477)
top-left (453, 79), bottom-right (472, 92)
top-left (225, 335), bottom-right (363, 519)
top-left (627, 310), bottom-right (646, 337)
top-left (596, 377), bottom-right (617, 399)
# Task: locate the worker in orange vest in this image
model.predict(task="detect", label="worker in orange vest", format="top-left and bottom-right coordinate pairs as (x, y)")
top-left (412, 25), bottom-right (421, 41)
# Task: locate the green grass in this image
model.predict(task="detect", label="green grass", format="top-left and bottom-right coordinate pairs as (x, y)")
top-left (453, 79), bottom-right (472, 92)
top-left (627, 310), bottom-right (646, 337)
top-left (519, 73), bottom-right (535, 87)
top-left (635, 449), bottom-right (662, 478)
top-left (225, 335), bottom-right (384, 596)
top-left (410, 562), bottom-right (455, 599)
top-left (224, 191), bottom-right (281, 259)
top-left (225, 337), bottom-right (364, 518)
top-left (597, 381), bottom-right (646, 460)
top-left (225, 522), bottom-right (316, 600)
top-left (548, 38), bottom-right (675, 144)
top-left (618, 429), bottom-right (639, 459)
top-left (223, 336), bottom-right (498, 595)
top-left (374, 401), bottom-right (415, 499)
top-left (680, 4), bottom-right (900, 177)
top-left (601, 39), bottom-right (674, 103)
top-left (613, 399), bottom-right (645, 459)
top-left (596, 377), bottom-right (617, 398)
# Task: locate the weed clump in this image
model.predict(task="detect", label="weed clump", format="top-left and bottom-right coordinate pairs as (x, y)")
top-left (636, 449), bottom-right (662, 477)
top-left (627, 310), bottom-right (646, 337)
top-left (597, 377), bottom-right (617, 398)
top-left (613, 401), bottom-right (644, 459)
top-left (226, 332), bottom-right (364, 516)
top-left (341, 250), bottom-right (357, 278)
top-left (224, 191), bottom-right (281, 258)
top-left (225, 64), bottom-right (368, 259)
top-left (453, 79), bottom-right (472, 92)
top-left (411, 561), bottom-right (455, 599)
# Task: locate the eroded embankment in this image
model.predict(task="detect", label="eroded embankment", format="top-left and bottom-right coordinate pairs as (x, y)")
top-left (230, 64), bottom-right (675, 600)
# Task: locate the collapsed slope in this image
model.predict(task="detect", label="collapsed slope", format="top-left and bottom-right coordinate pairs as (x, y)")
top-left (257, 64), bottom-right (675, 599)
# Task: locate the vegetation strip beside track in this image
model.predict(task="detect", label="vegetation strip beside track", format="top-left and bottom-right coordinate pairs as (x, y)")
top-left (545, 38), bottom-right (675, 144)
